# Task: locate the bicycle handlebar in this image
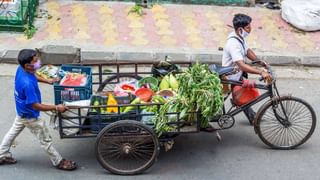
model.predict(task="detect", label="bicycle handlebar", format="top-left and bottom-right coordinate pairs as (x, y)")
top-left (251, 60), bottom-right (274, 83)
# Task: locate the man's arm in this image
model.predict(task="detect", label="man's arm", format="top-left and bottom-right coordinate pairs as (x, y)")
top-left (236, 60), bottom-right (272, 81)
top-left (247, 49), bottom-right (269, 67)
top-left (32, 103), bottom-right (68, 113)
top-left (36, 74), bottom-right (51, 84)
top-left (246, 48), bottom-right (257, 61)
top-left (36, 74), bottom-right (59, 84)
top-left (236, 60), bottom-right (262, 75)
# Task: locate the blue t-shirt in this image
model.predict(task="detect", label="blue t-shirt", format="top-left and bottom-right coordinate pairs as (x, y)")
top-left (14, 66), bottom-right (41, 119)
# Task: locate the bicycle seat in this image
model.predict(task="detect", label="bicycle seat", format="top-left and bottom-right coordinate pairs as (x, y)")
top-left (209, 64), bottom-right (235, 76)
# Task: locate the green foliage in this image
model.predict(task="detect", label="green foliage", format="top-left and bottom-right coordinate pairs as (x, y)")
top-left (24, 25), bottom-right (37, 39)
top-left (153, 63), bottom-right (224, 136)
top-left (128, 4), bottom-right (145, 16)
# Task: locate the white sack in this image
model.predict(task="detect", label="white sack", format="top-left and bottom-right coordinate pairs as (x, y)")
top-left (51, 99), bottom-right (90, 136)
top-left (281, 0), bottom-right (320, 31)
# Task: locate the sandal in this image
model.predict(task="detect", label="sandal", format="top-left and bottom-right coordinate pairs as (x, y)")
top-left (56, 159), bottom-right (77, 171)
top-left (0, 157), bottom-right (17, 165)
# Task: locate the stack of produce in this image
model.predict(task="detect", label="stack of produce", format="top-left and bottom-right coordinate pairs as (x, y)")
top-left (153, 63), bottom-right (223, 135)
top-left (59, 72), bottom-right (88, 86)
top-left (159, 74), bottom-right (179, 91)
top-left (91, 93), bottom-right (119, 114)
top-left (95, 62), bottom-right (223, 136)
top-left (36, 65), bottom-right (59, 80)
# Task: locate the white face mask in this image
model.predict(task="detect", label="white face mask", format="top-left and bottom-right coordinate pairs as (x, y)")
top-left (33, 59), bottom-right (41, 70)
top-left (240, 28), bottom-right (249, 38)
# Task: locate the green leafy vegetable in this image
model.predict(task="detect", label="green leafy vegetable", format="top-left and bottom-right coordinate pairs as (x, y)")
top-left (153, 63), bottom-right (223, 136)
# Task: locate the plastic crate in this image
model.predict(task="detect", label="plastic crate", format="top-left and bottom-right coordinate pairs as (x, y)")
top-left (54, 65), bottom-right (92, 105)
top-left (87, 95), bottom-right (140, 133)
top-left (89, 94), bottom-right (134, 111)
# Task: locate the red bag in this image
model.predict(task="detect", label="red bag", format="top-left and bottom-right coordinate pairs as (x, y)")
top-left (232, 80), bottom-right (260, 106)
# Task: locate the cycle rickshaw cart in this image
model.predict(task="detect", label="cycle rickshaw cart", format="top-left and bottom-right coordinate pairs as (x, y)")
top-left (56, 61), bottom-right (316, 175)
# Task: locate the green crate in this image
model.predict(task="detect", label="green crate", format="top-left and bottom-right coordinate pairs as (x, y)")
top-left (87, 95), bottom-right (139, 133)
top-left (0, 0), bottom-right (38, 32)
top-left (54, 65), bottom-right (93, 105)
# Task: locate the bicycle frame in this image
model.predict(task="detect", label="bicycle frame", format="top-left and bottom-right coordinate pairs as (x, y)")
top-left (219, 70), bottom-right (292, 129)
top-left (60, 62), bottom-right (290, 135)
top-left (220, 78), bottom-right (275, 118)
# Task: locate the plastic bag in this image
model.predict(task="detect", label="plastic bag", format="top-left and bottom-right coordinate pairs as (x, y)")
top-left (113, 80), bottom-right (138, 96)
top-left (151, 58), bottom-right (180, 77)
top-left (50, 100), bottom-right (90, 135)
top-left (281, 0), bottom-right (320, 31)
top-left (232, 80), bottom-right (260, 106)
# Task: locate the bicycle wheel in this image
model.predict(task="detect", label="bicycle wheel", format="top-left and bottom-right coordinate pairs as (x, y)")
top-left (95, 120), bottom-right (159, 175)
top-left (97, 74), bottom-right (142, 93)
top-left (255, 96), bottom-right (316, 150)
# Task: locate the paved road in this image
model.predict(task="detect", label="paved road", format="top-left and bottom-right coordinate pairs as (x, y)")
top-left (0, 75), bottom-right (319, 180)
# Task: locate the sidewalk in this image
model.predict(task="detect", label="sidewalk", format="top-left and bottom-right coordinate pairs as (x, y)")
top-left (0, 0), bottom-right (319, 65)
top-left (2, 63), bottom-right (320, 80)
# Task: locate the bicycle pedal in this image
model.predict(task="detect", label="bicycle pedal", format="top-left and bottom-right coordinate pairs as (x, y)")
top-left (216, 131), bottom-right (222, 142)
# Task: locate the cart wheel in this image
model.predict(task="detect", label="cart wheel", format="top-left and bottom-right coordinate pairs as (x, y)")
top-left (97, 75), bottom-right (142, 93)
top-left (95, 120), bottom-right (159, 175)
top-left (255, 96), bottom-right (316, 150)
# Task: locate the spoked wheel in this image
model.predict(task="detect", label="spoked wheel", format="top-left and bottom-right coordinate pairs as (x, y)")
top-left (97, 75), bottom-right (142, 93)
top-left (95, 120), bottom-right (159, 175)
top-left (255, 96), bottom-right (316, 150)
